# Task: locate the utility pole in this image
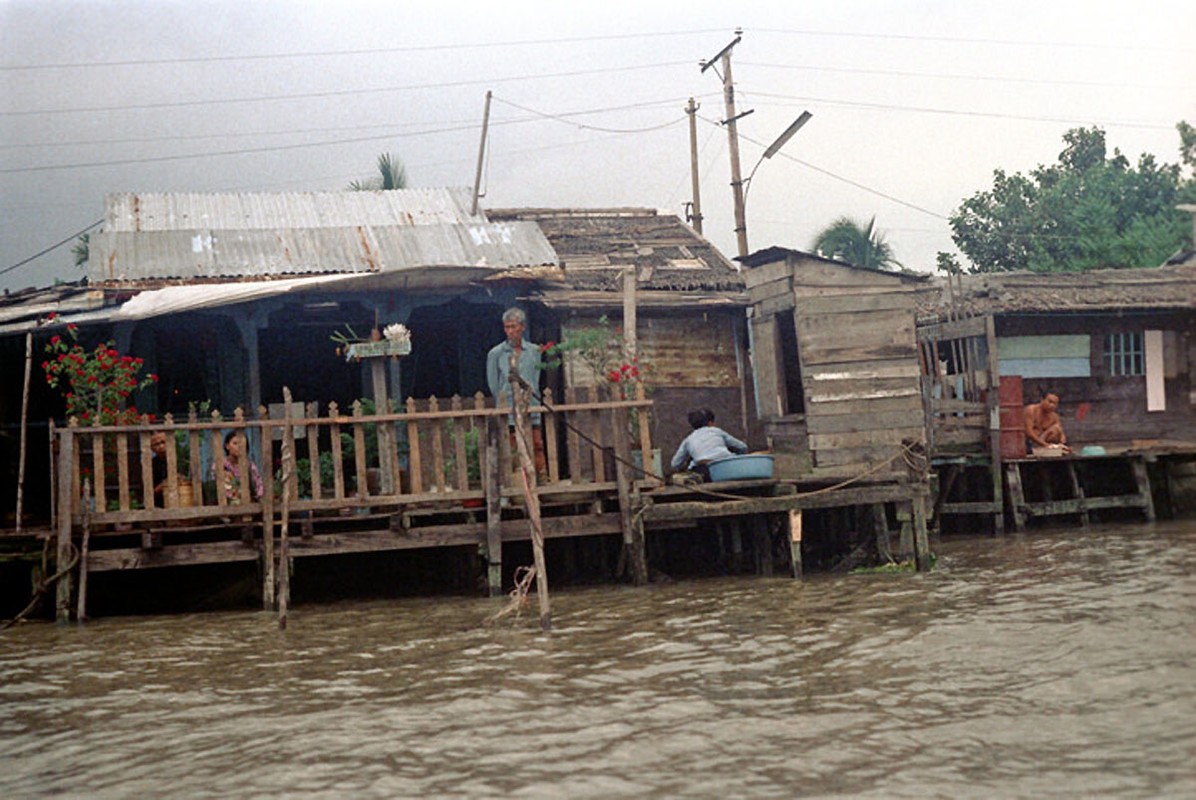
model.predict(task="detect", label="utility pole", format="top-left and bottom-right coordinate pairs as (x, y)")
top-left (685, 97), bottom-right (703, 235)
top-left (471, 90), bottom-right (492, 216)
top-left (701, 31), bottom-right (750, 258)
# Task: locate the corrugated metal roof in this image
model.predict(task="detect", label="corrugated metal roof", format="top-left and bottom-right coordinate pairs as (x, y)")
top-left (104, 188), bottom-right (481, 231)
top-left (88, 222), bottom-right (558, 283)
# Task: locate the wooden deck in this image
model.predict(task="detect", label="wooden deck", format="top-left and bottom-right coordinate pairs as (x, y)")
top-left (11, 385), bottom-right (937, 621)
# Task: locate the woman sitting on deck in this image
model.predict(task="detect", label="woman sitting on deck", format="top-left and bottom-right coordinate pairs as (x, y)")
top-left (670, 408), bottom-right (748, 482)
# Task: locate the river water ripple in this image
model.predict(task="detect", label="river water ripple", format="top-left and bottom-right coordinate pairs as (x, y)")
top-left (3, 520), bottom-right (1194, 798)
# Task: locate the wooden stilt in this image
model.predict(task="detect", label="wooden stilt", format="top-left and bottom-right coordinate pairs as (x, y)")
top-left (871, 503), bottom-right (893, 563)
top-left (76, 480), bottom-right (91, 622)
top-left (896, 502), bottom-right (914, 559)
top-left (1005, 463), bottom-right (1027, 530)
top-left (613, 405), bottom-right (647, 585)
top-left (787, 509), bottom-right (803, 579)
top-left (1066, 461), bottom-right (1089, 527)
top-left (55, 430), bottom-right (75, 623)
top-left (913, 491), bottom-right (931, 572)
top-left (484, 415), bottom-right (503, 596)
top-left (1132, 457), bottom-right (1156, 522)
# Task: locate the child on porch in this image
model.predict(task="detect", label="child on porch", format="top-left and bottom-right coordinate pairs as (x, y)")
top-left (217, 431), bottom-right (264, 503)
top-left (670, 408), bottom-right (748, 482)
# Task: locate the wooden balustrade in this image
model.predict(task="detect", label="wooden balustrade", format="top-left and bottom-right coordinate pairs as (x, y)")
top-left (54, 388), bottom-right (655, 529)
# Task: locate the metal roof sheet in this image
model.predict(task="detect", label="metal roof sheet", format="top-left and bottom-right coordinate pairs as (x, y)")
top-left (87, 221), bottom-right (558, 283)
top-left (104, 188), bottom-right (481, 231)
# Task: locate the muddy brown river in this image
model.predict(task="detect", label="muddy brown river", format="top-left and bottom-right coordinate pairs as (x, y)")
top-left (3, 520), bottom-right (1194, 797)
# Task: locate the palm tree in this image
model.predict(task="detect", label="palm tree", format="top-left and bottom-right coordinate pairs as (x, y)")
top-left (811, 216), bottom-right (901, 270)
top-left (72, 233), bottom-right (90, 269)
top-left (348, 152), bottom-right (409, 191)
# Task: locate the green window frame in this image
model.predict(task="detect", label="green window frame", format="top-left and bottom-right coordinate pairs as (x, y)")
top-left (1104, 331), bottom-right (1143, 376)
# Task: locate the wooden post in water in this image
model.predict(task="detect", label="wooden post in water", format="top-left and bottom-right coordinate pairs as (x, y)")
top-left (278, 388), bottom-right (294, 629)
top-left (260, 405), bottom-right (276, 610)
top-left (913, 491), bottom-right (931, 572)
top-left (55, 429), bottom-right (74, 623)
top-left (484, 414), bottom-right (503, 597)
top-left (76, 478), bottom-right (91, 622)
top-left (612, 403), bottom-right (647, 585)
top-left (787, 509), bottom-right (803, 578)
top-left (510, 353), bottom-right (550, 631)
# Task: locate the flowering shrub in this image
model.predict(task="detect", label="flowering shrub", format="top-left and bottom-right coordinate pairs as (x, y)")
top-left (42, 321), bottom-right (158, 425)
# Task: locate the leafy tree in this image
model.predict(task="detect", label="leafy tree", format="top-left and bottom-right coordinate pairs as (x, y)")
top-left (811, 216), bottom-right (901, 270)
top-left (348, 152), bottom-right (408, 191)
top-left (950, 125), bottom-right (1194, 272)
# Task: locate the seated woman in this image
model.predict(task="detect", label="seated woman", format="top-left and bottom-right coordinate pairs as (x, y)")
top-left (216, 431), bottom-right (264, 503)
top-left (670, 408), bottom-right (748, 482)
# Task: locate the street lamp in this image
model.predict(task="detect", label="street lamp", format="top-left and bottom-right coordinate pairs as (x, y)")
top-left (744, 110), bottom-right (813, 210)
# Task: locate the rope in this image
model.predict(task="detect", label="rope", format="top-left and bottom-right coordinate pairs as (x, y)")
top-left (483, 564), bottom-right (537, 627)
top-left (1, 539), bottom-right (79, 630)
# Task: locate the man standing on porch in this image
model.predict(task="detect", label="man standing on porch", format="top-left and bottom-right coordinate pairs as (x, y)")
top-left (486, 307), bottom-right (547, 478)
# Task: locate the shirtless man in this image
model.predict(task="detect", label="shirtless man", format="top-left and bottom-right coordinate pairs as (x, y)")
top-left (1024, 393), bottom-right (1070, 452)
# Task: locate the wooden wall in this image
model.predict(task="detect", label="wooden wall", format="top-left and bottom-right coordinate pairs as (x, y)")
top-left (997, 313), bottom-right (1196, 447)
top-left (560, 311), bottom-right (755, 466)
top-left (745, 255), bottom-right (925, 478)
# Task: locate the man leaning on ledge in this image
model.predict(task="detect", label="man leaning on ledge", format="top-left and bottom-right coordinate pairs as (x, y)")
top-left (486, 307), bottom-right (547, 478)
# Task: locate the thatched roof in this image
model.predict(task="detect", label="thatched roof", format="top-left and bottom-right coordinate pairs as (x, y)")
top-left (487, 208), bottom-right (744, 293)
top-left (918, 263), bottom-right (1196, 321)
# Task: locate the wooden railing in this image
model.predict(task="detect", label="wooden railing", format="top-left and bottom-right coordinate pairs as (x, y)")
top-left (53, 385), bottom-right (655, 530)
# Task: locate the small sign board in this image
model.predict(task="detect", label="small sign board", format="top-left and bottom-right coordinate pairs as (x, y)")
top-left (345, 339), bottom-right (412, 361)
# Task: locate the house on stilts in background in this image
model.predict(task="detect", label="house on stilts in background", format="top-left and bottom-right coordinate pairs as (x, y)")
top-left (916, 259), bottom-right (1196, 533)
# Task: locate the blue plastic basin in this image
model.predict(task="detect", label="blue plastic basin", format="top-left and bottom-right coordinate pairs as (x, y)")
top-left (707, 454), bottom-right (774, 481)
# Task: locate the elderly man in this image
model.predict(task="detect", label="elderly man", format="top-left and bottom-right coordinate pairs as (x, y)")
top-left (1025, 392), bottom-right (1069, 452)
top-left (485, 307), bottom-right (547, 477)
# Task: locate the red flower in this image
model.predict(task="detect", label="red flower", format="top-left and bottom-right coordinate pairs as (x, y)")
top-left (50, 335), bottom-right (61, 345)
top-left (47, 312), bottom-right (57, 321)
top-left (67, 324), bottom-right (77, 331)
top-left (607, 370), bottom-right (621, 383)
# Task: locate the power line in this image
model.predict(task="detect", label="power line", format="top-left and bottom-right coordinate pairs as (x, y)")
top-left (1, 220), bottom-right (101, 277)
top-left (712, 116), bottom-right (950, 220)
top-left (1, 29), bottom-right (728, 71)
top-left (1, 95), bottom-right (708, 174)
top-left (751, 27), bottom-right (1196, 54)
top-left (740, 61), bottom-right (1187, 92)
top-left (745, 91), bottom-right (1178, 131)
top-left (492, 96), bottom-right (686, 134)
top-left (0, 60), bottom-right (696, 118)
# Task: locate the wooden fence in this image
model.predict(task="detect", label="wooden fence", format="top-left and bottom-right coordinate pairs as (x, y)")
top-left (53, 385), bottom-right (655, 531)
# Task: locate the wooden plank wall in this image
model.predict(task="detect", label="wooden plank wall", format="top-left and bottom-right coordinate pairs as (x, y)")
top-left (794, 291), bottom-right (924, 472)
top-left (998, 313), bottom-right (1196, 446)
top-left (561, 312), bottom-right (751, 462)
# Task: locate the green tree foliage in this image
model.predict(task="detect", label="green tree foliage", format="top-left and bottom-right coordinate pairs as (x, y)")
top-left (950, 125), bottom-right (1194, 273)
top-left (348, 152), bottom-right (409, 191)
top-left (811, 216), bottom-right (901, 270)
top-left (72, 232), bottom-right (90, 269)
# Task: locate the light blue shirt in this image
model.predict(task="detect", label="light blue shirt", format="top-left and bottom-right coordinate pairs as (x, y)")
top-left (486, 337), bottom-right (542, 419)
top-left (671, 425), bottom-right (748, 471)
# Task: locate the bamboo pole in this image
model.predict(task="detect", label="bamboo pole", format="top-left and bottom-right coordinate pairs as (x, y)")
top-left (278, 388), bottom-right (294, 630)
top-left (510, 352), bottom-right (550, 631)
top-left (16, 332), bottom-right (31, 532)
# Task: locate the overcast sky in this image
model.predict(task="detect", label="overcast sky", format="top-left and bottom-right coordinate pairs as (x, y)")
top-left (2, 0), bottom-right (1193, 292)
